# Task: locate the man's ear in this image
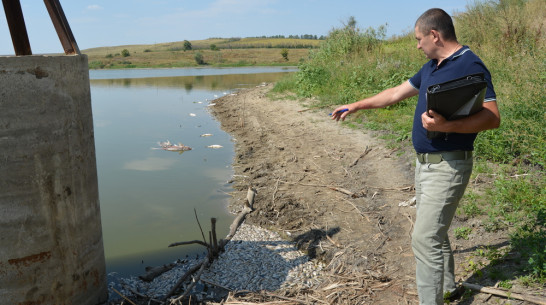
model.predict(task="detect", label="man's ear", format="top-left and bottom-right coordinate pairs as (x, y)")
top-left (430, 29), bottom-right (440, 42)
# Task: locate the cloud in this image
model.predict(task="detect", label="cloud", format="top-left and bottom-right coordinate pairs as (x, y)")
top-left (86, 4), bottom-right (104, 10)
top-left (123, 157), bottom-right (177, 171)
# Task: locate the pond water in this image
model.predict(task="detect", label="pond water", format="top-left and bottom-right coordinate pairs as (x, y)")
top-left (90, 67), bottom-right (296, 277)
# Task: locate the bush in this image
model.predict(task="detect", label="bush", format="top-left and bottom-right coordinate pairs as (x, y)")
top-left (281, 48), bottom-right (289, 61)
top-left (121, 49), bottom-right (130, 57)
top-left (194, 52), bottom-right (205, 65)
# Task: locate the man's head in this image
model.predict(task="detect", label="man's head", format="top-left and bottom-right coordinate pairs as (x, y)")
top-left (415, 8), bottom-right (457, 42)
top-left (414, 8), bottom-right (458, 60)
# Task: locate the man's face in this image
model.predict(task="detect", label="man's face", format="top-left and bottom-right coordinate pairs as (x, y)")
top-left (415, 26), bottom-right (435, 59)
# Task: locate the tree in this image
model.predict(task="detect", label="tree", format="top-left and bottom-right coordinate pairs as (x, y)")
top-left (210, 44), bottom-right (219, 51)
top-left (183, 40), bottom-right (192, 51)
top-left (121, 49), bottom-right (130, 57)
top-left (281, 48), bottom-right (289, 61)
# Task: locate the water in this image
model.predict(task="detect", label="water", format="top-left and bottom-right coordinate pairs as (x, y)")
top-left (90, 67), bottom-right (295, 277)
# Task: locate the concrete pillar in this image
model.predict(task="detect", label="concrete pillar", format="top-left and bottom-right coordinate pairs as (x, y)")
top-left (0, 55), bottom-right (107, 304)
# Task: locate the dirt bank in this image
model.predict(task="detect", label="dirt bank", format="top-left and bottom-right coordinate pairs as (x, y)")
top-left (209, 84), bottom-right (537, 304)
top-left (210, 84), bottom-right (418, 304)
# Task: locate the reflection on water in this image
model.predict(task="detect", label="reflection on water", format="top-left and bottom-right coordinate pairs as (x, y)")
top-left (90, 71), bottom-right (291, 91)
top-left (90, 68), bottom-right (293, 277)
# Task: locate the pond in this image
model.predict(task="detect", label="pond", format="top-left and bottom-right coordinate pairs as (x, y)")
top-left (90, 67), bottom-right (296, 277)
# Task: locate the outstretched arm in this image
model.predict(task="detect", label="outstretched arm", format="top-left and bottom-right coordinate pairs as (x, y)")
top-left (331, 81), bottom-right (418, 121)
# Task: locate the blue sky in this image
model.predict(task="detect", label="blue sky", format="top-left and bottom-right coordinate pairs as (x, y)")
top-left (0, 0), bottom-right (469, 55)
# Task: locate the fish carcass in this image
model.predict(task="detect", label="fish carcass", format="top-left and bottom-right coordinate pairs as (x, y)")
top-left (158, 141), bottom-right (192, 151)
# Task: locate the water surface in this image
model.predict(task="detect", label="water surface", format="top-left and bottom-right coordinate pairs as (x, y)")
top-left (90, 67), bottom-right (294, 276)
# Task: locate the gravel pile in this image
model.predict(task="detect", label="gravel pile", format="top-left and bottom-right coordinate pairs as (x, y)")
top-left (108, 223), bottom-right (325, 302)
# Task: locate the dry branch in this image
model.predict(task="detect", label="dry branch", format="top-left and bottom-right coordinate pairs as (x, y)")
top-left (166, 257), bottom-right (207, 299)
top-left (278, 180), bottom-right (365, 198)
top-left (165, 186), bottom-right (258, 301)
top-left (168, 240), bottom-right (210, 248)
top-left (349, 146), bottom-right (372, 167)
top-left (139, 262), bottom-right (179, 282)
top-left (462, 282), bottom-right (546, 305)
top-left (111, 287), bottom-right (138, 305)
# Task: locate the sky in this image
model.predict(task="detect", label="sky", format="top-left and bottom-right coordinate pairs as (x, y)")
top-left (0, 0), bottom-right (469, 55)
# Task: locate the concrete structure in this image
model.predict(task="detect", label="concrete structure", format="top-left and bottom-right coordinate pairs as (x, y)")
top-left (0, 55), bottom-right (107, 304)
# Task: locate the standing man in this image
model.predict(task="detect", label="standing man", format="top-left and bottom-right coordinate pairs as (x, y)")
top-left (331, 8), bottom-right (500, 305)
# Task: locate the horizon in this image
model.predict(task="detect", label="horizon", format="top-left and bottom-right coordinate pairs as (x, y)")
top-left (0, 0), bottom-right (468, 55)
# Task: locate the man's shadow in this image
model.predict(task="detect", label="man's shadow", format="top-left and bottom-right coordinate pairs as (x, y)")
top-left (292, 227), bottom-right (341, 259)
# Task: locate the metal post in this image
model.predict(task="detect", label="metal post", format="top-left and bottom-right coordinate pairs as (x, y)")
top-left (2, 0), bottom-right (32, 55)
top-left (43, 0), bottom-right (80, 55)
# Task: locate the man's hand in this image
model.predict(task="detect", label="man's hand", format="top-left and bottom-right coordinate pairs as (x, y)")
top-left (421, 109), bottom-right (448, 132)
top-left (331, 106), bottom-right (353, 121)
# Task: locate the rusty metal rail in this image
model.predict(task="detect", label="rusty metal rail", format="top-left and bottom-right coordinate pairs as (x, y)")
top-left (2, 0), bottom-right (80, 55)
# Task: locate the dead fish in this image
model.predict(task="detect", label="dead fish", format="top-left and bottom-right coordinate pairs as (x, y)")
top-left (163, 145), bottom-right (192, 151)
top-left (189, 113), bottom-right (196, 117)
top-left (156, 140), bottom-right (192, 151)
top-left (200, 133), bottom-right (213, 137)
top-left (207, 145), bottom-right (223, 149)
top-left (158, 140), bottom-right (171, 147)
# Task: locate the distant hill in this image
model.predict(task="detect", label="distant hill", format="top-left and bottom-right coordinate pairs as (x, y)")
top-left (84, 37), bottom-right (321, 69)
top-left (83, 37), bottom-right (321, 55)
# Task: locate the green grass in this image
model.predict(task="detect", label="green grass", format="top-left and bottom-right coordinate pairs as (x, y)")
top-left (274, 0), bottom-right (545, 284)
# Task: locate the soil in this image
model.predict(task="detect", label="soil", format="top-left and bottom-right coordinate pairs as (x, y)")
top-left (209, 84), bottom-right (541, 305)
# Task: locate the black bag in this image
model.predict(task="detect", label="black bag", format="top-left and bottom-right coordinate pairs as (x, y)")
top-left (426, 73), bottom-right (487, 139)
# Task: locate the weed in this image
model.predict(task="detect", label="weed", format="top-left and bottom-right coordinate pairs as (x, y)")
top-left (454, 226), bottom-right (472, 240)
top-left (460, 191), bottom-right (482, 217)
top-left (498, 279), bottom-right (513, 289)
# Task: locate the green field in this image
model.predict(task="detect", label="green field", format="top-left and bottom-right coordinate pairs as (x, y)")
top-left (84, 37), bottom-right (321, 69)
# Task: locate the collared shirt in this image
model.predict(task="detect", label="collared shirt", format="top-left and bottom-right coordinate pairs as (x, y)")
top-left (409, 46), bottom-right (496, 153)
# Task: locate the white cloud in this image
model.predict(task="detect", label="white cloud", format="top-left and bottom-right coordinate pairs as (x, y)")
top-left (86, 4), bottom-right (104, 10)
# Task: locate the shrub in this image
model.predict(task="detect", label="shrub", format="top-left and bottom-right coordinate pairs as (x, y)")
top-left (121, 49), bottom-right (130, 57)
top-left (194, 52), bottom-right (205, 65)
top-left (281, 48), bottom-right (289, 61)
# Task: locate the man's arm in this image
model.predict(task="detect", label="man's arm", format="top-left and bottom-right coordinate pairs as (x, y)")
top-left (422, 100), bottom-right (501, 133)
top-left (332, 81), bottom-right (419, 121)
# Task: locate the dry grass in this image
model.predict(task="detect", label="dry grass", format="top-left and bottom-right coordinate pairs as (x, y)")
top-left (83, 38), bottom-right (320, 69)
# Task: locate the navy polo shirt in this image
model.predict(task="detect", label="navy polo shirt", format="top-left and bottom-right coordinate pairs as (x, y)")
top-left (408, 46), bottom-right (496, 153)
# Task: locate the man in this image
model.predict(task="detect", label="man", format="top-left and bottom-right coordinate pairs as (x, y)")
top-left (331, 8), bottom-right (500, 305)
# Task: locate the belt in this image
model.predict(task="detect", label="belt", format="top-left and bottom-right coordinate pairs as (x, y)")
top-left (416, 151), bottom-right (472, 164)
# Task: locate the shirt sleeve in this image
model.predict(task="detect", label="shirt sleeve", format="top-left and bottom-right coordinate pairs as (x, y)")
top-left (409, 68), bottom-right (422, 90)
top-left (466, 58), bottom-right (497, 103)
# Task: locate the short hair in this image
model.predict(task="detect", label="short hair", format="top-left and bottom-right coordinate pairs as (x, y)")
top-left (415, 8), bottom-right (457, 41)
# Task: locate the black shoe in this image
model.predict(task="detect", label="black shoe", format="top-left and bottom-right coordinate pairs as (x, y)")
top-left (444, 284), bottom-right (465, 302)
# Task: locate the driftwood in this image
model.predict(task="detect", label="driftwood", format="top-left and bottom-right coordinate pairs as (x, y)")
top-left (139, 262), bottom-right (180, 282)
top-left (165, 186), bottom-right (258, 302)
top-left (462, 282), bottom-right (546, 305)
